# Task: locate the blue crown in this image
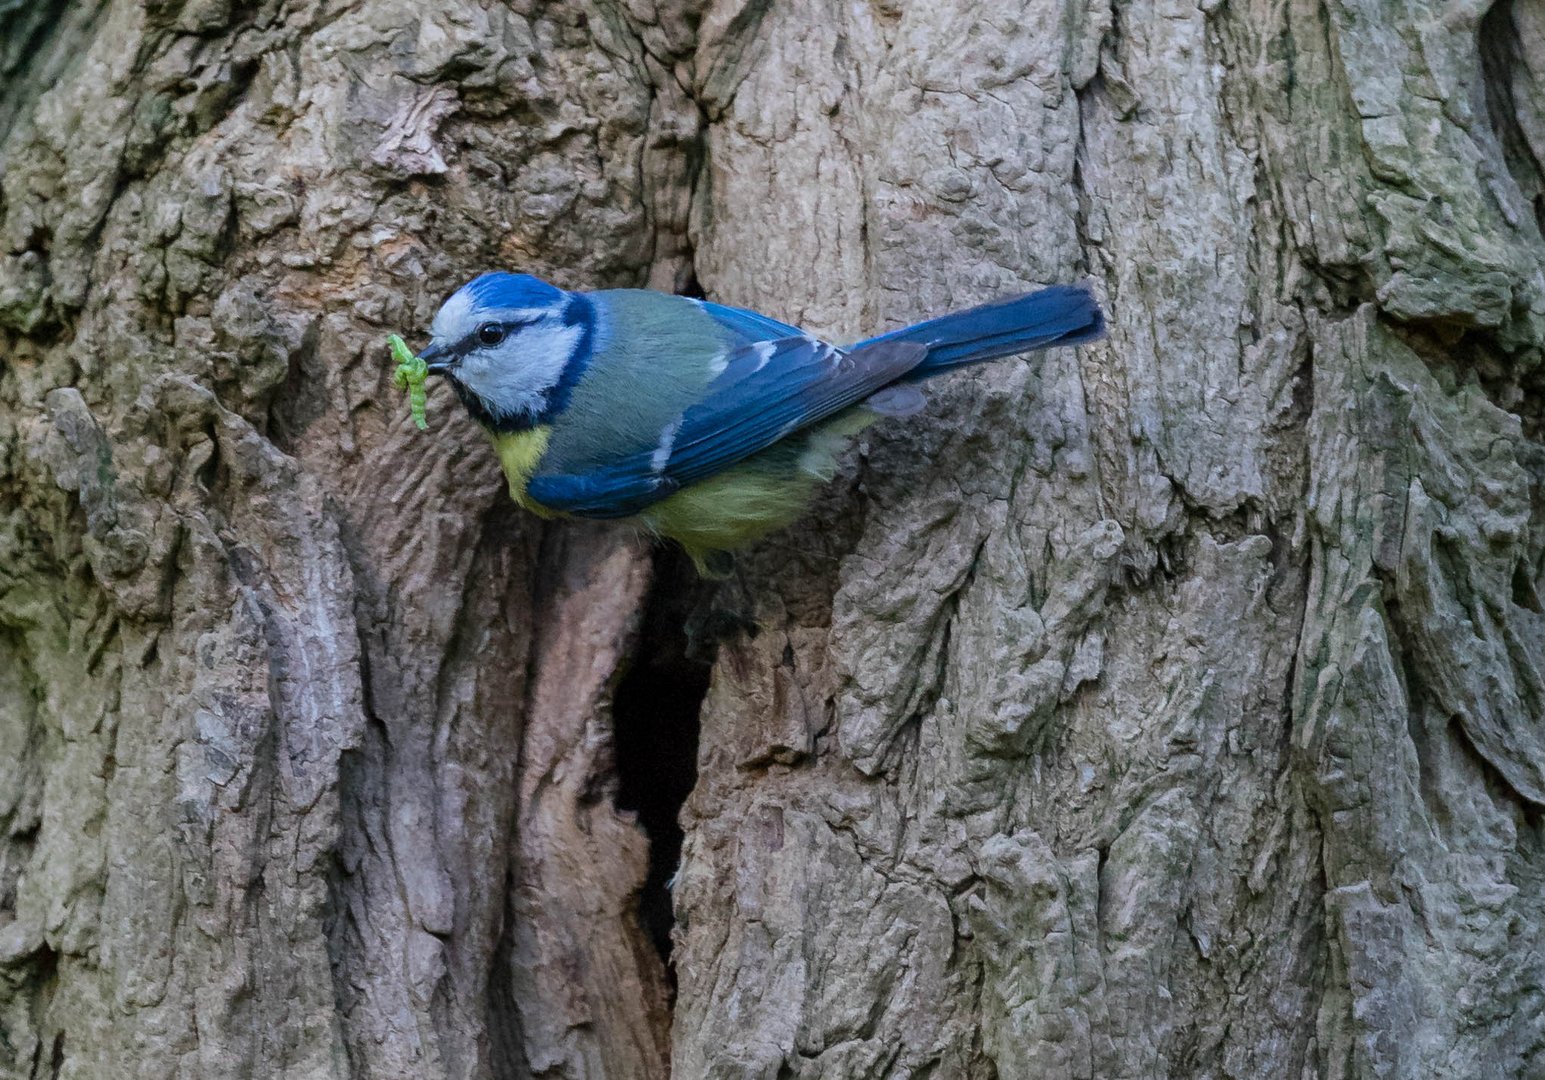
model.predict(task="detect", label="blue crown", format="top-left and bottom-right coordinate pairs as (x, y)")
top-left (462, 272), bottom-right (566, 312)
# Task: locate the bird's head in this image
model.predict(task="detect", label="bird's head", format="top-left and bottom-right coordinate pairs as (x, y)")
top-left (420, 272), bottom-right (592, 431)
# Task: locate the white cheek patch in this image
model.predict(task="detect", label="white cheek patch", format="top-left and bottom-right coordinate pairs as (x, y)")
top-left (456, 319), bottom-right (583, 423)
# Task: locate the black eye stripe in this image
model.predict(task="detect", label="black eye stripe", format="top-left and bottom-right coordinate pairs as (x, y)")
top-left (463, 316), bottom-right (542, 351)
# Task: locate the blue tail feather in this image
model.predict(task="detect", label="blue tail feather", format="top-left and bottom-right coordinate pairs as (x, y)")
top-left (852, 283), bottom-right (1105, 379)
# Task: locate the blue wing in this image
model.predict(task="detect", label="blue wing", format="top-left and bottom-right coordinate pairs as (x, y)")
top-left (529, 337), bottom-right (928, 518)
top-left (694, 299), bottom-right (804, 344)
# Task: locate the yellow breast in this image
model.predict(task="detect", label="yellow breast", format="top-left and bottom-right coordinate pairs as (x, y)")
top-left (494, 426), bottom-right (558, 518)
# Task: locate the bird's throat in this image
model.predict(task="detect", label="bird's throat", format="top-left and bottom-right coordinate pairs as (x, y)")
top-left (494, 425), bottom-right (557, 516)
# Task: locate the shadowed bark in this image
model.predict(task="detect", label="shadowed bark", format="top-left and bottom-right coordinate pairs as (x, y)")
top-left (2, 0), bottom-right (1544, 1078)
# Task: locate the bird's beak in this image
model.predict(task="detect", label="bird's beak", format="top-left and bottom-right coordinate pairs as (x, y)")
top-left (418, 342), bottom-right (454, 374)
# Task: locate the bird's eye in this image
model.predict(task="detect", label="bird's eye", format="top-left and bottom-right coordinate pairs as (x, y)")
top-left (477, 322), bottom-right (506, 346)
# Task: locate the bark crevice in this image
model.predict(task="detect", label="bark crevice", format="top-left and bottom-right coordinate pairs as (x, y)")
top-left (613, 549), bottom-right (712, 973)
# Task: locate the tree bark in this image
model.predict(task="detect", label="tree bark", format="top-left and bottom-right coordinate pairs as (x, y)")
top-left (3, 0), bottom-right (1544, 1078)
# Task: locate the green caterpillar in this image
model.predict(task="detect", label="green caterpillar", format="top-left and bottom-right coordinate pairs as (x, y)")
top-left (389, 334), bottom-right (429, 430)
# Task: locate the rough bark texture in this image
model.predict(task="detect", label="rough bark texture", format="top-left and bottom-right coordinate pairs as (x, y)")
top-left (2, 0), bottom-right (1545, 1078)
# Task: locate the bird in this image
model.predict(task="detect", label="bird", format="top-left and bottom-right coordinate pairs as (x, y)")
top-left (414, 272), bottom-right (1106, 574)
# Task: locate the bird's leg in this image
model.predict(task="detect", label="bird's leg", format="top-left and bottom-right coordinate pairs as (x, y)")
top-left (699, 548), bottom-right (736, 579)
top-left (682, 556), bottom-right (759, 664)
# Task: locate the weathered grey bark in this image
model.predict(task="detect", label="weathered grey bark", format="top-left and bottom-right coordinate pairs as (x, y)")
top-left (3, 0), bottom-right (1544, 1077)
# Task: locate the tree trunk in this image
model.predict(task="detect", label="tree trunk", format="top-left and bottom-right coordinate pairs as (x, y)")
top-left (3, 0), bottom-right (1544, 1077)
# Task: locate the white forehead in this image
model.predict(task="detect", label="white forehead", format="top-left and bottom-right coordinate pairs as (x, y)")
top-left (430, 287), bottom-right (477, 340)
top-left (430, 287), bottom-right (551, 341)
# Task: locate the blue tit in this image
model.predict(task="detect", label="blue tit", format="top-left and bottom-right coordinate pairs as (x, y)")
top-left (415, 272), bottom-right (1105, 573)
